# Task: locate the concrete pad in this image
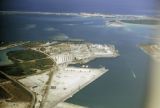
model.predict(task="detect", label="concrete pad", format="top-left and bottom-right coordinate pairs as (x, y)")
top-left (54, 102), bottom-right (87, 108)
top-left (42, 67), bottom-right (108, 108)
top-left (19, 71), bottom-right (50, 108)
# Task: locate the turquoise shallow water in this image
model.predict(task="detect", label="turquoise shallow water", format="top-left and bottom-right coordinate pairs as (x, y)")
top-left (0, 14), bottom-right (155, 108)
top-left (0, 47), bottom-right (25, 66)
top-left (0, 49), bottom-right (13, 66)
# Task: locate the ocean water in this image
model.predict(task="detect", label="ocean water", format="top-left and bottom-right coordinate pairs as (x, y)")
top-left (0, 47), bottom-right (25, 66)
top-left (0, 13), bottom-right (155, 108)
top-left (0, 48), bottom-right (13, 66)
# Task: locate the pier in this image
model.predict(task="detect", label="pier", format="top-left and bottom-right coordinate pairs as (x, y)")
top-left (42, 67), bottom-right (108, 108)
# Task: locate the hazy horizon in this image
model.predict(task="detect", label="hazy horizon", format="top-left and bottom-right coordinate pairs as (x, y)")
top-left (0, 0), bottom-right (158, 15)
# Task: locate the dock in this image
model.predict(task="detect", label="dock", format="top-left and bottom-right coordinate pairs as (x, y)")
top-left (41, 67), bottom-right (108, 108)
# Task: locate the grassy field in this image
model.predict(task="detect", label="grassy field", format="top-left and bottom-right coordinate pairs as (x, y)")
top-left (1, 49), bottom-right (55, 76)
top-left (0, 65), bottom-right (25, 76)
top-left (7, 49), bottom-right (47, 61)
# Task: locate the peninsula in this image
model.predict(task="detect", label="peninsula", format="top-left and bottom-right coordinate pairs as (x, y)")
top-left (0, 39), bottom-right (119, 108)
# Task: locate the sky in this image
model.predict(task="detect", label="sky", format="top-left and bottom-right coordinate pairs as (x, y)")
top-left (0, 0), bottom-right (158, 15)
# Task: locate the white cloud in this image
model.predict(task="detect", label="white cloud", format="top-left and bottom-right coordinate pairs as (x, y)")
top-left (25, 24), bottom-right (36, 30)
top-left (44, 27), bottom-right (57, 31)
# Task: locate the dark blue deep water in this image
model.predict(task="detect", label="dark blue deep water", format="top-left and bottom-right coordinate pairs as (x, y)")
top-left (0, 14), bottom-right (155, 108)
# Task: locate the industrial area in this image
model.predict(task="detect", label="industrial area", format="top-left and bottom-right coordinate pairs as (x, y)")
top-left (0, 40), bottom-right (119, 108)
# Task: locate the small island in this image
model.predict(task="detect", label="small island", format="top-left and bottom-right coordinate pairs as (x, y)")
top-left (140, 43), bottom-right (160, 61)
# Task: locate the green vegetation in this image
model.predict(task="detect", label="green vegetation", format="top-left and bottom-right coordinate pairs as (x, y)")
top-left (0, 65), bottom-right (25, 76)
top-left (0, 86), bottom-right (11, 99)
top-left (18, 58), bottom-right (54, 73)
top-left (0, 42), bottom-right (12, 47)
top-left (0, 49), bottom-right (55, 76)
top-left (23, 41), bottom-right (45, 48)
top-left (0, 58), bottom-right (54, 76)
top-left (0, 42), bottom-right (17, 49)
top-left (121, 19), bottom-right (159, 25)
top-left (7, 49), bottom-right (47, 61)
